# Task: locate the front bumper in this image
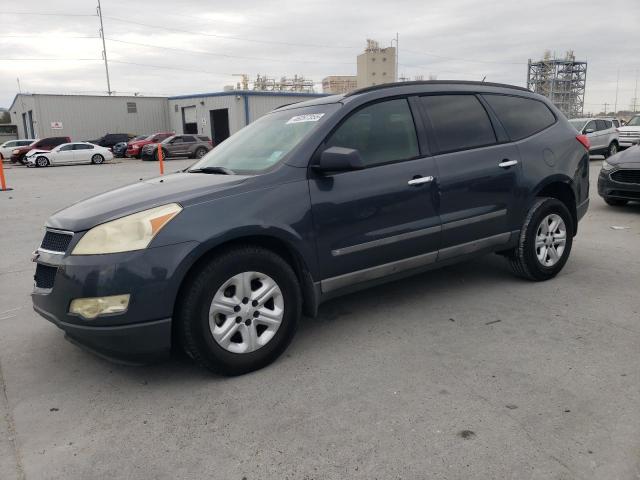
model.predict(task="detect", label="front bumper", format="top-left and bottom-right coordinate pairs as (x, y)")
top-left (619, 137), bottom-right (640, 148)
top-left (598, 169), bottom-right (640, 201)
top-left (31, 240), bottom-right (198, 363)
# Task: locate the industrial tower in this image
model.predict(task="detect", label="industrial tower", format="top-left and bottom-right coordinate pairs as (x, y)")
top-left (527, 51), bottom-right (587, 118)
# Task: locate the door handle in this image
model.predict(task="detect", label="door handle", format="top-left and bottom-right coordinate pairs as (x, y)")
top-left (498, 159), bottom-right (518, 168)
top-left (408, 176), bottom-right (434, 186)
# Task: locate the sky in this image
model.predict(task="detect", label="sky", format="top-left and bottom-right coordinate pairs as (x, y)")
top-left (1, 0), bottom-right (639, 114)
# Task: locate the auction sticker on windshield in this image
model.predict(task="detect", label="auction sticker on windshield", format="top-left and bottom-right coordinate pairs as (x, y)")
top-left (286, 113), bottom-right (325, 124)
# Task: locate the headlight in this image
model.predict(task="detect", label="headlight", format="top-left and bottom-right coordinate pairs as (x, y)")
top-left (602, 160), bottom-right (615, 171)
top-left (72, 203), bottom-right (182, 255)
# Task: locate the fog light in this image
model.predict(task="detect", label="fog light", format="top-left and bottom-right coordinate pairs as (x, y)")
top-left (69, 294), bottom-right (130, 320)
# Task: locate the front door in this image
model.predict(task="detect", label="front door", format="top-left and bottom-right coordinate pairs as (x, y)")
top-left (210, 109), bottom-right (230, 145)
top-left (309, 98), bottom-right (441, 292)
top-left (419, 94), bottom-right (521, 256)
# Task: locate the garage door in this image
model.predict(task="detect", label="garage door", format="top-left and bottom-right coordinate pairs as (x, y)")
top-left (182, 106), bottom-right (197, 134)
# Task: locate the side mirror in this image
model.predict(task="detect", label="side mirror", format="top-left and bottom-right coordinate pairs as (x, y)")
top-left (584, 128), bottom-right (595, 134)
top-left (314, 147), bottom-right (365, 173)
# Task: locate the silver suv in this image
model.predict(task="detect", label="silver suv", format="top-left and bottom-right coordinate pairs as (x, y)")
top-left (141, 134), bottom-right (213, 161)
top-left (569, 117), bottom-right (619, 157)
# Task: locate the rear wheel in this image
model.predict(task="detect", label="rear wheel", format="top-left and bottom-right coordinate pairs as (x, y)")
top-left (604, 141), bottom-right (618, 158)
top-left (91, 154), bottom-right (104, 164)
top-left (507, 197), bottom-right (574, 281)
top-left (35, 156), bottom-right (49, 167)
top-left (194, 147), bottom-right (207, 159)
top-left (177, 246), bottom-right (301, 376)
top-left (604, 197), bottom-right (628, 206)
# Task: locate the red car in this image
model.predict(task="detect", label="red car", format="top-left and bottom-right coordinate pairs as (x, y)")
top-left (126, 132), bottom-right (173, 158)
top-left (11, 136), bottom-right (71, 164)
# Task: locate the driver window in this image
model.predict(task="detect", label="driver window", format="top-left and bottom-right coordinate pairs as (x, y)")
top-left (325, 98), bottom-right (419, 167)
top-left (584, 121), bottom-right (596, 132)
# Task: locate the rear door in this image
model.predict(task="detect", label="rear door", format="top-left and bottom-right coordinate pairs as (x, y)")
top-left (181, 135), bottom-right (197, 156)
top-left (309, 97), bottom-right (441, 291)
top-left (418, 94), bottom-right (522, 256)
top-left (73, 143), bottom-right (94, 163)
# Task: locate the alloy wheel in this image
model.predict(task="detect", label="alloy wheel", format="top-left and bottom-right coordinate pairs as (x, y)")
top-left (535, 213), bottom-right (567, 267)
top-left (209, 271), bottom-right (284, 354)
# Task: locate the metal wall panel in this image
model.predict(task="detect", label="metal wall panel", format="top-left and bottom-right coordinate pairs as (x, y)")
top-left (9, 94), bottom-right (169, 141)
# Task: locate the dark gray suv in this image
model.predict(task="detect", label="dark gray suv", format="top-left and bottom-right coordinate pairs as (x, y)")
top-left (31, 81), bottom-right (590, 375)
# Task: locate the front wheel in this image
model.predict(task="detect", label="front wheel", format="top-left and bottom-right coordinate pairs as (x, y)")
top-left (507, 197), bottom-right (574, 281)
top-left (604, 197), bottom-right (628, 206)
top-left (194, 147), bottom-right (207, 159)
top-left (35, 156), bottom-right (49, 167)
top-left (177, 246), bottom-right (301, 375)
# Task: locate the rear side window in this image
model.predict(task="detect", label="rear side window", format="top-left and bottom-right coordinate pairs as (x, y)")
top-left (482, 95), bottom-right (555, 141)
top-left (182, 136), bottom-right (196, 143)
top-left (421, 95), bottom-right (496, 153)
top-left (74, 144), bottom-right (93, 150)
top-left (198, 136), bottom-right (210, 142)
top-left (326, 98), bottom-right (419, 167)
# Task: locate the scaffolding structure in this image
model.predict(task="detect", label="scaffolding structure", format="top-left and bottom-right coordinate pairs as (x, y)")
top-left (527, 51), bottom-right (587, 118)
top-left (253, 74), bottom-right (315, 93)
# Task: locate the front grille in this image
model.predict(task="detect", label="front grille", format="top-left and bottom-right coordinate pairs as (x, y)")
top-left (608, 190), bottom-right (640, 199)
top-left (34, 264), bottom-right (57, 289)
top-left (619, 131), bottom-right (640, 137)
top-left (40, 230), bottom-right (73, 253)
top-left (611, 169), bottom-right (640, 184)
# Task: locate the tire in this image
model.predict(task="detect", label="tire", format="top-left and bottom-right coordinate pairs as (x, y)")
top-left (91, 154), bottom-right (104, 165)
top-left (603, 141), bottom-right (618, 158)
top-left (194, 147), bottom-right (207, 159)
top-left (177, 245), bottom-right (301, 376)
top-left (507, 197), bottom-right (574, 281)
top-left (35, 156), bottom-right (49, 167)
top-left (604, 197), bottom-right (628, 206)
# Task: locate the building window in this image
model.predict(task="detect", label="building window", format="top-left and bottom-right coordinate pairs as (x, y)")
top-left (127, 102), bottom-right (137, 114)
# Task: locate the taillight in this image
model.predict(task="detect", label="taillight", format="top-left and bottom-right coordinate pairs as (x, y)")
top-left (576, 134), bottom-right (590, 150)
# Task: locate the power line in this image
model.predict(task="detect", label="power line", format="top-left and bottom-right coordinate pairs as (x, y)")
top-left (0, 35), bottom-right (99, 39)
top-left (105, 38), bottom-right (353, 65)
top-left (103, 16), bottom-right (359, 50)
top-left (3, 12), bottom-right (96, 17)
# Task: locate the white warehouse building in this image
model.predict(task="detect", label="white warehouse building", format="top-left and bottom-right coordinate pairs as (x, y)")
top-left (9, 91), bottom-right (327, 144)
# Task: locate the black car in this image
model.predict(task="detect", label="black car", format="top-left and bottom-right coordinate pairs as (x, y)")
top-left (598, 145), bottom-right (640, 206)
top-left (88, 133), bottom-right (135, 149)
top-left (111, 141), bottom-right (128, 158)
top-left (31, 81), bottom-right (590, 375)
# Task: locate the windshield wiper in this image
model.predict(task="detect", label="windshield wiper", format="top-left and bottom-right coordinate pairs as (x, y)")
top-left (188, 166), bottom-right (235, 175)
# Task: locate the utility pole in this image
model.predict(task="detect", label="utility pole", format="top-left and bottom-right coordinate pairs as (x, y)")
top-left (391, 33), bottom-right (399, 82)
top-left (613, 68), bottom-right (619, 114)
top-left (603, 102), bottom-right (608, 115)
top-left (97, 0), bottom-right (112, 95)
top-left (633, 69), bottom-right (638, 112)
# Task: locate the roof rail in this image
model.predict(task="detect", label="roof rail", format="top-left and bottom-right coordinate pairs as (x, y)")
top-left (344, 80), bottom-right (531, 97)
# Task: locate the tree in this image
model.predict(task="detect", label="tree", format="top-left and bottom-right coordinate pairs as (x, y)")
top-left (0, 111), bottom-right (10, 124)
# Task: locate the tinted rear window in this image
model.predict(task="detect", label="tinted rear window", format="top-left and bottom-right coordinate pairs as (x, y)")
top-left (483, 95), bottom-right (555, 141)
top-left (198, 136), bottom-right (210, 142)
top-left (421, 95), bottom-right (496, 153)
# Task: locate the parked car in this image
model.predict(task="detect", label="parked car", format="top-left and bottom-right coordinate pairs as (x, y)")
top-left (0, 139), bottom-right (35, 160)
top-left (111, 142), bottom-right (128, 158)
top-left (568, 117), bottom-right (619, 157)
top-left (88, 133), bottom-right (135, 149)
top-left (126, 132), bottom-right (173, 158)
top-left (25, 142), bottom-right (113, 167)
top-left (616, 115), bottom-right (640, 149)
top-left (31, 80), bottom-right (589, 375)
top-left (598, 145), bottom-right (640, 206)
top-left (11, 136), bottom-right (71, 164)
top-left (140, 134), bottom-right (212, 160)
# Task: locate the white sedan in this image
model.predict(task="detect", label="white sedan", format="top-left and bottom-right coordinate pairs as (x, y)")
top-left (25, 142), bottom-right (113, 167)
top-left (0, 139), bottom-right (36, 160)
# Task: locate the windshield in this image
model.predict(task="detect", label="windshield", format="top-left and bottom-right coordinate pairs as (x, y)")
top-left (569, 119), bottom-right (587, 131)
top-left (627, 116), bottom-right (640, 127)
top-left (189, 103), bottom-right (340, 174)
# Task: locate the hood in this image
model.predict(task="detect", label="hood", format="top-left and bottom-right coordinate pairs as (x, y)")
top-left (47, 171), bottom-right (250, 231)
top-left (618, 125), bottom-right (640, 132)
top-left (25, 149), bottom-right (49, 156)
top-left (129, 139), bottom-right (151, 147)
top-left (607, 145), bottom-right (640, 167)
